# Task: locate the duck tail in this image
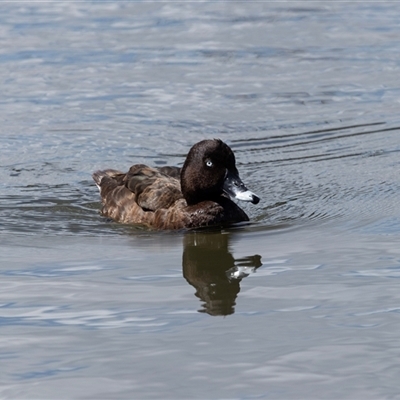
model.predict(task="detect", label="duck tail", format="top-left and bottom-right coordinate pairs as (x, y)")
top-left (92, 169), bottom-right (123, 191)
top-left (92, 170), bottom-right (107, 190)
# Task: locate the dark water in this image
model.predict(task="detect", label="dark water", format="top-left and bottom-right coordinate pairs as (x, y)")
top-left (2, 2), bottom-right (400, 398)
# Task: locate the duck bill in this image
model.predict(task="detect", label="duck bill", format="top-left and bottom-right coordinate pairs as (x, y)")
top-left (223, 170), bottom-right (260, 205)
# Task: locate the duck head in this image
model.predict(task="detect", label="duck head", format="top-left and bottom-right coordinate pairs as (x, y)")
top-left (181, 139), bottom-right (260, 206)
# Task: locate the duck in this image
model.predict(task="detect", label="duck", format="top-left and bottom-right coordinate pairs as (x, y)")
top-left (92, 139), bottom-right (259, 230)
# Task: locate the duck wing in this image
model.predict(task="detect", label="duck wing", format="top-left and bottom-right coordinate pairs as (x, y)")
top-left (124, 165), bottom-right (183, 211)
top-left (157, 166), bottom-right (181, 179)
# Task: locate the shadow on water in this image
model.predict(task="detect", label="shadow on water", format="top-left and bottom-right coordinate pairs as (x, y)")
top-left (182, 231), bottom-right (262, 316)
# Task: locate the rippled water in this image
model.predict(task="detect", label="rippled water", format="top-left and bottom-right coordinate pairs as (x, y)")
top-left (2, 2), bottom-right (400, 399)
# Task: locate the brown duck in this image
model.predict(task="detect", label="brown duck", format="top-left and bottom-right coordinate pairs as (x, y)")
top-left (92, 139), bottom-right (259, 230)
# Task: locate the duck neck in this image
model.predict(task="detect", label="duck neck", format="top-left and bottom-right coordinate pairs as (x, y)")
top-left (183, 187), bottom-right (223, 206)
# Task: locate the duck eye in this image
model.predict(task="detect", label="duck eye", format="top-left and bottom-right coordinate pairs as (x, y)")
top-left (205, 159), bottom-right (213, 168)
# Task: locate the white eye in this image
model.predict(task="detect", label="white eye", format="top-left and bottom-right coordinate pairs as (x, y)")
top-left (205, 159), bottom-right (213, 168)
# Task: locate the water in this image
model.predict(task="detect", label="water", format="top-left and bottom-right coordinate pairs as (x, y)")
top-left (1, 2), bottom-right (400, 398)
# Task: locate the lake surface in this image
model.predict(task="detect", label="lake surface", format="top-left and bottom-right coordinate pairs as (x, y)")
top-left (1, 2), bottom-right (400, 398)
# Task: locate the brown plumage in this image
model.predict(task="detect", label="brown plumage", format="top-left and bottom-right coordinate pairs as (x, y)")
top-left (92, 139), bottom-right (259, 230)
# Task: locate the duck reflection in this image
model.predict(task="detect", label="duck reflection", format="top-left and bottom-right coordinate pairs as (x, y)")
top-left (182, 231), bottom-right (262, 316)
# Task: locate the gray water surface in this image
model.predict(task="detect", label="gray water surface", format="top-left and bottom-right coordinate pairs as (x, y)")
top-left (2, 2), bottom-right (400, 399)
